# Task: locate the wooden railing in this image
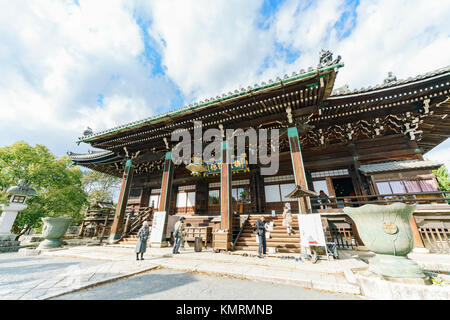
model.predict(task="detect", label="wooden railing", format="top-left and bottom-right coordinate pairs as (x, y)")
top-left (329, 227), bottom-right (359, 249)
top-left (310, 191), bottom-right (450, 210)
top-left (122, 207), bottom-right (154, 237)
top-left (419, 227), bottom-right (450, 254)
top-left (231, 212), bottom-right (251, 251)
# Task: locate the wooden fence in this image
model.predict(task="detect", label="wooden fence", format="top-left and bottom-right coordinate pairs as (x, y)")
top-left (329, 227), bottom-right (359, 249)
top-left (419, 227), bottom-right (450, 254)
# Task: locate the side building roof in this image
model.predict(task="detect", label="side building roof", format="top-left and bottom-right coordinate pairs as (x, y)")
top-left (359, 160), bottom-right (443, 175)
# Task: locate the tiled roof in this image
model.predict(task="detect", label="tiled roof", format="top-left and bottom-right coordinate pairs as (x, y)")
top-left (67, 150), bottom-right (114, 160)
top-left (331, 65), bottom-right (450, 97)
top-left (78, 62), bottom-right (344, 143)
top-left (359, 160), bottom-right (443, 174)
top-left (67, 150), bottom-right (122, 164)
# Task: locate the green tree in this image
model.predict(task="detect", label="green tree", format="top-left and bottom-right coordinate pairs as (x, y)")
top-left (81, 170), bottom-right (120, 204)
top-left (433, 165), bottom-right (450, 192)
top-left (0, 189), bottom-right (7, 206)
top-left (0, 141), bottom-right (88, 237)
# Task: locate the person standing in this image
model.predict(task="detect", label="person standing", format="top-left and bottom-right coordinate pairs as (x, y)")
top-left (135, 221), bottom-right (150, 260)
top-left (282, 203), bottom-right (293, 236)
top-left (253, 216), bottom-right (268, 258)
top-left (172, 217), bottom-right (186, 254)
top-left (319, 190), bottom-right (331, 209)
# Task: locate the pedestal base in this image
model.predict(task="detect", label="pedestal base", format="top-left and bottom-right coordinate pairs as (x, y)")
top-left (150, 242), bottom-right (170, 248)
top-left (0, 239), bottom-right (21, 253)
top-left (0, 233), bottom-right (17, 241)
top-left (382, 275), bottom-right (431, 285)
top-left (108, 233), bottom-right (121, 244)
top-left (18, 248), bottom-right (41, 256)
top-left (412, 247), bottom-right (430, 254)
top-left (37, 239), bottom-right (64, 249)
top-left (369, 254), bottom-right (428, 280)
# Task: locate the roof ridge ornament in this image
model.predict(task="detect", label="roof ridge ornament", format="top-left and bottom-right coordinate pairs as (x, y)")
top-left (318, 49), bottom-right (341, 69)
top-left (383, 71), bottom-right (397, 84)
top-left (332, 84), bottom-right (350, 95)
top-left (83, 126), bottom-right (93, 136)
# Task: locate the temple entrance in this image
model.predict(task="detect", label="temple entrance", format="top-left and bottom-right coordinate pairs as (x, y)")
top-left (332, 177), bottom-right (356, 208)
top-left (332, 177), bottom-right (355, 197)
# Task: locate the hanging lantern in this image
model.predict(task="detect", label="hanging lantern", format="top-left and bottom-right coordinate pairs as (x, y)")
top-left (185, 157), bottom-right (207, 176)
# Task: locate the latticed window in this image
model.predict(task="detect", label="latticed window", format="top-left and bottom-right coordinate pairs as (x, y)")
top-left (264, 183), bottom-right (296, 203)
top-left (376, 179), bottom-right (438, 195)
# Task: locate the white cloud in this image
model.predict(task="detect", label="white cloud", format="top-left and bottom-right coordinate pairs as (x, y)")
top-left (424, 138), bottom-right (450, 170)
top-left (0, 0), bottom-right (177, 154)
top-left (146, 0), bottom-right (274, 100)
top-left (332, 0), bottom-right (450, 88)
top-left (0, 0), bottom-right (449, 157)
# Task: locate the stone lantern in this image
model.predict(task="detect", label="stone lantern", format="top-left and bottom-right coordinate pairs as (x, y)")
top-left (0, 179), bottom-right (37, 241)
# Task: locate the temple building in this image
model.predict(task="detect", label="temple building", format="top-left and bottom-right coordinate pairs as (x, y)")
top-left (69, 52), bottom-right (450, 253)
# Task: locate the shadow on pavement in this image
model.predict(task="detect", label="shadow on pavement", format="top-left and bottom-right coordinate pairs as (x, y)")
top-left (54, 269), bottom-right (197, 300)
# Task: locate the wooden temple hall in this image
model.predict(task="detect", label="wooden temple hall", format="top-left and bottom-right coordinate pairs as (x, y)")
top-left (69, 51), bottom-right (450, 253)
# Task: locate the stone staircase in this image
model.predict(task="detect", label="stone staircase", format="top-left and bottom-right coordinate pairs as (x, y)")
top-left (234, 215), bottom-right (301, 253)
top-left (116, 219), bottom-right (154, 246)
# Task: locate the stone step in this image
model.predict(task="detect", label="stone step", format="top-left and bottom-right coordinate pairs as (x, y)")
top-left (236, 240), bottom-right (300, 247)
top-left (233, 246), bottom-right (300, 253)
top-left (242, 226), bottom-right (299, 231)
top-left (237, 236), bottom-right (300, 242)
top-left (241, 230), bottom-right (299, 235)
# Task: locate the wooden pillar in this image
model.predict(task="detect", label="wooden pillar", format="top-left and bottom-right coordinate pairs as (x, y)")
top-left (348, 164), bottom-right (365, 197)
top-left (99, 213), bottom-right (110, 244)
top-left (220, 141), bottom-right (232, 233)
top-left (195, 179), bottom-right (208, 215)
top-left (78, 221), bottom-right (86, 237)
top-left (140, 187), bottom-right (150, 208)
top-left (305, 169), bottom-right (315, 211)
top-left (109, 159), bottom-right (134, 243)
top-left (250, 167), bottom-right (265, 213)
top-left (407, 139), bottom-right (424, 160)
top-left (409, 215), bottom-right (428, 251)
top-left (326, 176), bottom-right (337, 208)
top-left (287, 127), bottom-right (310, 214)
top-left (159, 152), bottom-right (174, 242)
top-left (249, 170), bottom-right (258, 213)
top-left (347, 144), bottom-right (367, 198)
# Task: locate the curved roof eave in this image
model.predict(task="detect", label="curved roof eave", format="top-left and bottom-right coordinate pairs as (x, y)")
top-left (77, 63), bottom-right (344, 144)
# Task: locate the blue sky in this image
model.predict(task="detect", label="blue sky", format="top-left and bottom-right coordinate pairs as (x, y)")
top-left (0, 0), bottom-right (449, 166)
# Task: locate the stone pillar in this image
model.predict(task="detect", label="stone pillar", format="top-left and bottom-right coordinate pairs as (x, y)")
top-left (109, 159), bottom-right (134, 243)
top-left (287, 127), bottom-right (310, 214)
top-left (220, 141), bottom-right (232, 234)
top-left (159, 152), bottom-right (174, 243)
top-left (0, 203), bottom-right (27, 241)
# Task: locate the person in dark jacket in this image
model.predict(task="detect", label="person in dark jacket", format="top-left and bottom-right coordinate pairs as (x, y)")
top-left (135, 221), bottom-right (150, 260)
top-left (254, 216), bottom-right (267, 258)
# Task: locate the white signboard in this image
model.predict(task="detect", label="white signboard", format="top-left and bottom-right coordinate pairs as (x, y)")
top-left (298, 214), bottom-right (326, 247)
top-left (150, 211), bottom-right (167, 243)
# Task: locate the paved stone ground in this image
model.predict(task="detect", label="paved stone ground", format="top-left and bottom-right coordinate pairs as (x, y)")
top-left (5, 244), bottom-right (448, 300)
top-left (0, 252), bottom-right (157, 300)
top-left (53, 268), bottom-right (361, 300)
top-left (40, 245), bottom-right (364, 294)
